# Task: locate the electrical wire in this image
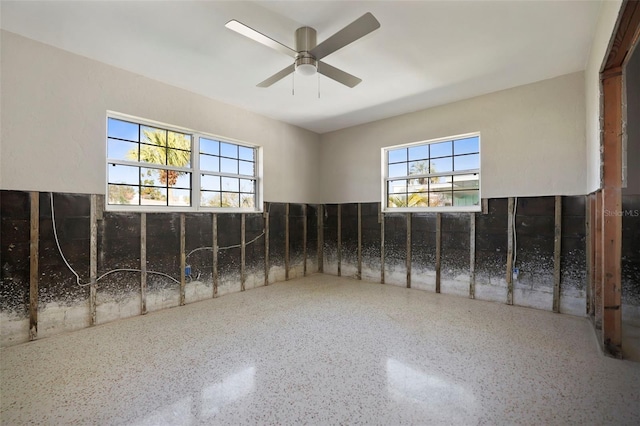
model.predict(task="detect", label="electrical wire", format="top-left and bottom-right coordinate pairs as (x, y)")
top-left (50, 193), bottom-right (90, 286)
top-left (50, 193), bottom-right (272, 287)
top-left (97, 268), bottom-right (180, 285)
top-left (185, 231), bottom-right (265, 258)
top-left (50, 192), bottom-right (180, 287)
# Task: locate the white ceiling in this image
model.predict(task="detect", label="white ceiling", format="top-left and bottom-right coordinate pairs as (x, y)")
top-left (1, 0), bottom-right (603, 134)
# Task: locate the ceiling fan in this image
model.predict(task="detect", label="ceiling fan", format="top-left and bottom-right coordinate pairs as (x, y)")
top-left (225, 12), bottom-right (380, 88)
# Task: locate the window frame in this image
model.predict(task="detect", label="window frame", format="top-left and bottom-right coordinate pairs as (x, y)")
top-left (381, 132), bottom-right (481, 213)
top-left (106, 112), bottom-right (262, 213)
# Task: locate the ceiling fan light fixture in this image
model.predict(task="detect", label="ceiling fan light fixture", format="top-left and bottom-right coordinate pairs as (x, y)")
top-left (295, 56), bottom-right (318, 76)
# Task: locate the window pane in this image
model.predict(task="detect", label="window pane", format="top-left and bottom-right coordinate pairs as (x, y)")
top-left (167, 148), bottom-right (191, 168)
top-left (430, 141), bottom-right (452, 158)
top-left (108, 184), bottom-right (139, 205)
top-left (169, 188), bottom-right (190, 206)
top-left (453, 174), bottom-right (479, 190)
top-left (408, 160), bottom-right (430, 176)
top-left (430, 157), bottom-right (453, 173)
top-left (139, 144), bottom-right (167, 166)
top-left (453, 190), bottom-right (480, 206)
top-left (407, 192), bottom-right (429, 207)
top-left (388, 193), bottom-right (407, 208)
top-left (108, 118), bottom-right (139, 142)
top-left (108, 139), bottom-right (139, 161)
top-left (140, 167), bottom-right (162, 187)
top-left (454, 137), bottom-right (479, 155)
top-left (430, 174), bottom-right (448, 184)
top-left (221, 158), bottom-right (238, 174)
top-left (454, 153), bottom-right (479, 171)
top-left (141, 126), bottom-right (167, 147)
top-left (240, 179), bottom-right (254, 193)
top-left (220, 142), bottom-right (237, 158)
top-left (141, 187), bottom-right (167, 205)
top-left (200, 138), bottom-right (219, 155)
top-left (173, 172), bottom-right (191, 189)
top-left (167, 131), bottom-right (191, 151)
top-left (241, 194), bottom-right (255, 208)
top-left (388, 148), bottom-right (407, 163)
top-left (408, 145), bottom-right (428, 161)
top-left (221, 177), bottom-right (239, 192)
top-left (201, 175), bottom-right (220, 191)
top-left (238, 146), bottom-right (254, 161)
top-left (388, 163), bottom-right (407, 178)
top-left (429, 192), bottom-right (452, 207)
top-left (200, 154), bottom-right (219, 172)
top-left (201, 191), bottom-right (221, 207)
top-left (430, 176), bottom-right (453, 192)
top-left (221, 192), bottom-right (240, 208)
top-left (388, 179), bottom-right (407, 194)
top-left (108, 164), bottom-right (139, 185)
top-left (239, 160), bottom-right (254, 176)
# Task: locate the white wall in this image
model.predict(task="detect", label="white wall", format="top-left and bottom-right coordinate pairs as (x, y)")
top-left (319, 72), bottom-right (586, 203)
top-left (585, 0), bottom-right (623, 194)
top-left (0, 31), bottom-right (321, 204)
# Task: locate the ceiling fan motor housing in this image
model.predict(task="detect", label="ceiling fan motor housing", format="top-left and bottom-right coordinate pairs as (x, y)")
top-left (295, 27), bottom-right (318, 75)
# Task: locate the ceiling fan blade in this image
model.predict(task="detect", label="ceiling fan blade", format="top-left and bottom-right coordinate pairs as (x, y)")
top-left (310, 12), bottom-right (380, 60)
top-left (225, 20), bottom-right (297, 58)
top-left (257, 64), bottom-right (296, 87)
top-left (317, 62), bottom-right (362, 88)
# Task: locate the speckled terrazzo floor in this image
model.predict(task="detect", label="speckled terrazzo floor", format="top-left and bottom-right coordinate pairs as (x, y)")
top-left (1, 274), bottom-right (639, 425)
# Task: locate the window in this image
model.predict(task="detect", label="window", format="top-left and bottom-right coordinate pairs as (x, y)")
top-left (107, 114), bottom-right (260, 211)
top-left (383, 133), bottom-right (480, 212)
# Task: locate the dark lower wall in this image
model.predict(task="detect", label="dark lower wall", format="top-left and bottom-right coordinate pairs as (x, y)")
top-left (622, 195), bottom-right (640, 325)
top-left (322, 196), bottom-right (596, 317)
top-left (0, 191), bottom-right (319, 347)
top-left (3, 191), bottom-right (636, 347)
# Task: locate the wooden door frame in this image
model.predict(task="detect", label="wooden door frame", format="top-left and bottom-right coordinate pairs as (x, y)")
top-left (595, 0), bottom-right (640, 357)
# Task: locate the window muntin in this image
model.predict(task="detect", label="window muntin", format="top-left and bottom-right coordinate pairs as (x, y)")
top-left (199, 137), bottom-right (257, 208)
top-left (107, 115), bottom-right (259, 211)
top-left (383, 134), bottom-right (480, 211)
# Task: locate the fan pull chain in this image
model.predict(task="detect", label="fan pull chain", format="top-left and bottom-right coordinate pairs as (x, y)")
top-left (318, 73), bottom-right (320, 99)
top-left (292, 71), bottom-right (295, 96)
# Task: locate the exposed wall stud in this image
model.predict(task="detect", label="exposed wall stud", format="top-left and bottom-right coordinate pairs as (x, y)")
top-left (29, 192), bottom-right (39, 340)
top-left (597, 0), bottom-right (638, 357)
top-left (506, 198), bottom-right (514, 305)
top-left (317, 204), bottom-right (323, 273)
top-left (303, 204), bottom-right (308, 276)
top-left (357, 203), bottom-right (362, 280)
top-left (601, 72), bottom-right (623, 356)
top-left (140, 213), bottom-right (147, 315)
top-left (594, 192), bottom-right (603, 328)
top-left (435, 213), bottom-right (442, 293)
top-left (337, 204), bottom-right (342, 277)
top-left (285, 203), bottom-right (290, 280)
top-left (470, 213), bottom-right (476, 299)
top-left (406, 213), bottom-right (412, 288)
top-left (241, 213), bottom-right (246, 291)
top-left (553, 196), bottom-right (562, 313)
top-left (180, 213), bottom-right (186, 305)
top-left (264, 202), bottom-right (270, 285)
top-left (380, 204), bottom-right (385, 284)
top-left (213, 213), bottom-right (219, 297)
top-left (585, 194), bottom-right (594, 316)
top-left (89, 194), bottom-right (98, 325)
